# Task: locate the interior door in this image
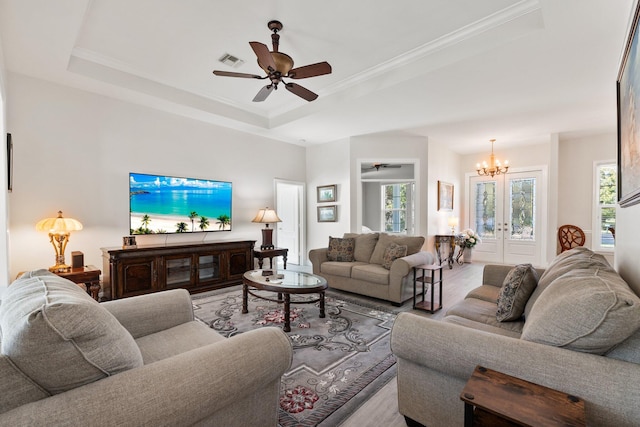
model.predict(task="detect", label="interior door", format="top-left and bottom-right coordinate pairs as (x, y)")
top-left (469, 170), bottom-right (544, 266)
top-left (275, 181), bottom-right (304, 266)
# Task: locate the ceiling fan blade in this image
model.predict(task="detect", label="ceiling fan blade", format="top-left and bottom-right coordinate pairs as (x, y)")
top-left (285, 82), bottom-right (318, 101)
top-left (288, 62), bottom-right (332, 79)
top-left (249, 41), bottom-right (276, 72)
top-left (212, 70), bottom-right (263, 79)
top-left (252, 85), bottom-right (274, 102)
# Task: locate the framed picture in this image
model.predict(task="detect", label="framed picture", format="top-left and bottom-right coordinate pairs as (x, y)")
top-left (6, 133), bottom-right (12, 193)
top-left (317, 205), bottom-right (337, 222)
top-left (438, 180), bottom-right (454, 211)
top-left (317, 184), bottom-right (337, 203)
top-left (617, 0), bottom-right (640, 207)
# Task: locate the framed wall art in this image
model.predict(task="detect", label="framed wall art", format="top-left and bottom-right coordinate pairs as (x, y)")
top-left (317, 184), bottom-right (337, 203)
top-left (6, 133), bottom-right (12, 193)
top-left (617, 0), bottom-right (640, 207)
top-left (437, 180), bottom-right (453, 211)
top-left (317, 205), bottom-right (337, 222)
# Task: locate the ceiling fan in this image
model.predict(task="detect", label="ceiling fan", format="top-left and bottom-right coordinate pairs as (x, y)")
top-left (212, 20), bottom-right (332, 102)
top-left (362, 163), bottom-right (403, 172)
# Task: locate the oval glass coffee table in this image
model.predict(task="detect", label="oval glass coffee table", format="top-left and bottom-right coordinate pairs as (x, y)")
top-left (242, 270), bottom-right (328, 332)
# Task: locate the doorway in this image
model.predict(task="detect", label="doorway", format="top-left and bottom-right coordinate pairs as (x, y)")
top-left (275, 180), bottom-right (305, 266)
top-left (467, 168), bottom-right (547, 266)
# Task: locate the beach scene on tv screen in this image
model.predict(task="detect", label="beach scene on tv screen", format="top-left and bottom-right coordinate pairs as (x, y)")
top-left (129, 173), bottom-right (232, 234)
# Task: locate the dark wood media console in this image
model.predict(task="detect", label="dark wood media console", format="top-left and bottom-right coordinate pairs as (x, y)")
top-left (101, 240), bottom-right (255, 300)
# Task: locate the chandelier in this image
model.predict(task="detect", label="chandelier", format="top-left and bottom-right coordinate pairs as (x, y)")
top-left (476, 139), bottom-right (509, 177)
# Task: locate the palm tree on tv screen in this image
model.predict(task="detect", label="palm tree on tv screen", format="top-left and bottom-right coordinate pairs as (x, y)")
top-left (176, 222), bottom-right (188, 233)
top-left (217, 214), bottom-right (230, 230)
top-left (189, 211), bottom-right (198, 232)
top-left (199, 216), bottom-right (210, 231)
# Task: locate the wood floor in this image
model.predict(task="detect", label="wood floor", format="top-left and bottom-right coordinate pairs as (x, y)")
top-left (337, 261), bottom-right (487, 427)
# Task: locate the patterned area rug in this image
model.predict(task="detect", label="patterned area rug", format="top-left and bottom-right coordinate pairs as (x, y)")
top-left (192, 286), bottom-right (398, 426)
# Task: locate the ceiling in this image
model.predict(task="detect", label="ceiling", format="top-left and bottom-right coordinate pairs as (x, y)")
top-left (0, 0), bottom-right (635, 153)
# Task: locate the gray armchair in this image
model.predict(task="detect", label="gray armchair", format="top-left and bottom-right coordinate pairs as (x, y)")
top-left (0, 270), bottom-right (292, 426)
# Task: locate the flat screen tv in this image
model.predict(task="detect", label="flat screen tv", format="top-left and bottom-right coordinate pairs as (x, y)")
top-left (129, 172), bottom-right (232, 234)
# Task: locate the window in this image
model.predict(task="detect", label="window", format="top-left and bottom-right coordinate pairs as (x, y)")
top-left (593, 162), bottom-right (616, 251)
top-left (381, 182), bottom-right (414, 234)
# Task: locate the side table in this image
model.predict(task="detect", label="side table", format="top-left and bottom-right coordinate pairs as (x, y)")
top-left (54, 265), bottom-right (102, 301)
top-left (412, 264), bottom-right (443, 313)
top-left (254, 247), bottom-right (288, 270)
top-left (460, 365), bottom-right (586, 427)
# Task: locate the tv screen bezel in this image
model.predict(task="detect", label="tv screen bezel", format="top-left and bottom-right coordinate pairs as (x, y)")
top-left (129, 172), bottom-right (232, 235)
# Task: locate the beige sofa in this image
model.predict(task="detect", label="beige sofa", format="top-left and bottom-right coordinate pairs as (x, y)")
top-left (0, 270), bottom-right (292, 426)
top-left (391, 247), bottom-right (640, 426)
top-left (309, 232), bottom-right (433, 305)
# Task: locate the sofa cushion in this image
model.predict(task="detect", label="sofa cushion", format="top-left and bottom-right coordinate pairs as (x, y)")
top-left (446, 298), bottom-right (525, 335)
top-left (465, 285), bottom-right (501, 303)
top-left (496, 264), bottom-right (539, 322)
top-left (521, 267), bottom-right (640, 354)
top-left (320, 261), bottom-right (368, 278)
top-left (344, 232), bottom-right (379, 262)
top-left (524, 247), bottom-right (610, 320)
top-left (327, 237), bottom-right (356, 262)
top-left (382, 243), bottom-right (408, 269)
top-left (351, 264), bottom-right (390, 285)
top-left (369, 233), bottom-right (425, 265)
top-left (0, 270), bottom-right (143, 394)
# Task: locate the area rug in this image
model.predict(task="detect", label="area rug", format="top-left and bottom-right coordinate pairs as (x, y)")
top-left (191, 286), bottom-right (397, 426)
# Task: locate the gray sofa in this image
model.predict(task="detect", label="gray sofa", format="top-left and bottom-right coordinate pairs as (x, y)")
top-left (391, 247), bottom-right (640, 426)
top-left (0, 270), bottom-right (293, 426)
top-left (309, 232), bottom-right (433, 305)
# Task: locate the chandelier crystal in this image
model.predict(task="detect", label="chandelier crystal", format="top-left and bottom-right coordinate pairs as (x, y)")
top-left (476, 139), bottom-right (509, 177)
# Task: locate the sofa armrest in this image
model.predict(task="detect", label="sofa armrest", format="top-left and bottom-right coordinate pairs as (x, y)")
top-left (387, 251), bottom-right (434, 303)
top-left (309, 247), bottom-right (329, 275)
top-left (0, 327), bottom-right (293, 427)
top-left (389, 251), bottom-right (434, 285)
top-left (391, 312), bottom-right (640, 426)
top-left (102, 289), bottom-right (194, 339)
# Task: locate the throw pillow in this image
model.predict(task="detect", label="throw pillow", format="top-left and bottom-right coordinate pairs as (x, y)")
top-left (521, 268), bottom-right (640, 354)
top-left (0, 270), bottom-right (144, 394)
top-left (495, 264), bottom-right (539, 322)
top-left (382, 242), bottom-right (408, 269)
top-left (327, 237), bottom-right (356, 262)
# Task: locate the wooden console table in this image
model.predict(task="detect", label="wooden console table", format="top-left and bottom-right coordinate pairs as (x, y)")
top-left (254, 247), bottom-right (288, 269)
top-left (54, 265), bottom-right (101, 301)
top-left (460, 365), bottom-right (585, 426)
top-left (101, 240), bottom-right (255, 300)
top-left (434, 235), bottom-right (456, 269)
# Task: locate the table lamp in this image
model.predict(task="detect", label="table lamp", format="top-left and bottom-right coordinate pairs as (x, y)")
top-left (448, 217), bottom-right (459, 234)
top-left (251, 207), bottom-right (282, 250)
top-left (36, 211), bottom-right (83, 272)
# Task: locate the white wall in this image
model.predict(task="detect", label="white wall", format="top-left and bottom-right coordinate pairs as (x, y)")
top-left (5, 73), bottom-right (306, 280)
top-left (305, 139), bottom-right (350, 255)
top-left (0, 41), bottom-right (8, 286)
top-left (557, 132), bottom-right (616, 263)
top-left (427, 141), bottom-right (462, 249)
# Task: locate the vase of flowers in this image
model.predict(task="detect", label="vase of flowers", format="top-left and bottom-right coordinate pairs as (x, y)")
top-left (461, 228), bottom-right (481, 263)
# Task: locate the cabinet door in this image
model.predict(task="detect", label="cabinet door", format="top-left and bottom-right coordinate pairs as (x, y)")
top-left (196, 252), bottom-right (224, 286)
top-left (165, 254), bottom-right (194, 288)
top-left (228, 247), bottom-right (251, 280)
top-left (117, 256), bottom-right (159, 298)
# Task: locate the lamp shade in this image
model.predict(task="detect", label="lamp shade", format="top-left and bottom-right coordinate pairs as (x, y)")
top-left (251, 208), bottom-right (282, 224)
top-left (447, 217), bottom-right (459, 228)
top-left (36, 211), bottom-right (83, 233)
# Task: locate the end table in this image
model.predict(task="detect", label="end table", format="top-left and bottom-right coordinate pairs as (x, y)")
top-left (460, 365), bottom-right (585, 426)
top-left (54, 265), bottom-right (102, 301)
top-left (412, 264), bottom-right (443, 313)
top-left (254, 247), bottom-right (288, 270)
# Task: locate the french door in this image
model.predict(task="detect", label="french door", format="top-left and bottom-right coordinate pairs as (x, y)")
top-left (468, 169), bottom-right (545, 266)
